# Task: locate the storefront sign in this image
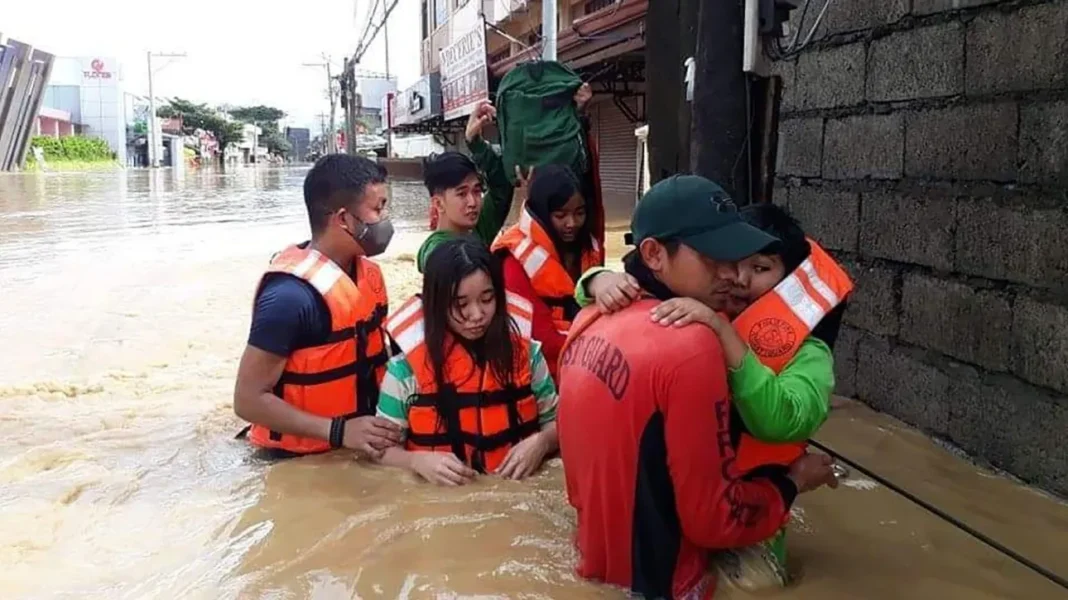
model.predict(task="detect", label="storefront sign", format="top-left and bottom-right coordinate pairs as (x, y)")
top-left (391, 74), bottom-right (442, 126)
top-left (83, 58), bottom-right (113, 80)
top-left (440, 24), bottom-right (488, 121)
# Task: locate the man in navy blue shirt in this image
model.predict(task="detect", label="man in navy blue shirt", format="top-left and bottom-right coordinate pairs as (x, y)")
top-left (234, 155), bottom-right (403, 458)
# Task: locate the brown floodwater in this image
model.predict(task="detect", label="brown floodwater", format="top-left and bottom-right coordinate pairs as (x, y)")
top-left (0, 166), bottom-right (1065, 599)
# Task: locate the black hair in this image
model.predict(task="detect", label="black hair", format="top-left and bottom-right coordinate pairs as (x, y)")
top-left (659, 239), bottom-right (681, 256)
top-left (422, 237), bottom-right (520, 450)
top-left (526, 164), bottom-right (593, 252)
top-left (422, 152), bottom-right (480, 196)
top-left (742, 204), bottom-right (810, 273)
top-left (303, 154), bottom-right (388, 234)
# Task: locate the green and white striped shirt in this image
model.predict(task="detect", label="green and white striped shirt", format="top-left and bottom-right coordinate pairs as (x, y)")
top-left (376, 340), bottom-right (559, 436)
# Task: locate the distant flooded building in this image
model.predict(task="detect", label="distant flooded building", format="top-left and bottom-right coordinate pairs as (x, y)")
top-left (356, 75), bottom-right (398, 134)
top-left (40, 56), bottom-right (129, 165)
top-left (285, 127), bottom-right (310, 162)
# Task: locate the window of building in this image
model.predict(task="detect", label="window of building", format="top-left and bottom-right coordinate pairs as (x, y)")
top-left (434, 0), bottom-right (449, 29)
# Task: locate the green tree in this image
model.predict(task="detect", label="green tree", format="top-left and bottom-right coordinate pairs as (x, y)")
top-left (202, 115), bottom-right (246, 152)
top-left (158, 98), bottom-right (245, 156)
top-left (228, 105), bottom-right (285, 125)
top-left (229, 104), bottom-right (289, 155)
top-left (260, 129), bottom-right (292, 155)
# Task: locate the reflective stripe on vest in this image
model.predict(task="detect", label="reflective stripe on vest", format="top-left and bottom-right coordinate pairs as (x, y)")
top-left (491, 208), bottom-right (605, 333)
top-left (386, 292), bottom-right (540, 473)
top-left (246, 245), bottom-right (390, 455)
top-left (731, 239), bottom-right (854, 472)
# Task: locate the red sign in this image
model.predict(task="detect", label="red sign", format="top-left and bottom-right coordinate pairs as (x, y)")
top-left (160, 116), bottom-right (183, 134)
top-left (83, 59), bottom-right (113, 79)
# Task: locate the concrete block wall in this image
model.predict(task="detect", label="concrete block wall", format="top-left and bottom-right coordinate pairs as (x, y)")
top-left (773, 0), bottom-right (1068, 496)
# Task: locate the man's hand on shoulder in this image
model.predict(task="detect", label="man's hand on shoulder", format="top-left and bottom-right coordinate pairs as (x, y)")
top-left (650, 297), bottom-right (727, 331)
top-left (587, 271), bottom-right (641, 314)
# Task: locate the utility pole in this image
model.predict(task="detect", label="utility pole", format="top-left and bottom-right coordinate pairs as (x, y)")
top-left (383, 6), bottom-right (392, 158)
top-left (146, 51), bottom-right (186, 168)
top-left (689, 0), bottom-right (750, 200)
top-left (316, 112), bottom-right (328, 139)
top-left (646, 0), bottom-right (700, 185)
top-left (303, 56), bottom-right (338, 154)
top-left (541, 0), bottom-right (557, 61)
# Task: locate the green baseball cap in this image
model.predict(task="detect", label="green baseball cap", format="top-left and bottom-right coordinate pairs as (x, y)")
top-left (626, 175), bottom-right (780, 261)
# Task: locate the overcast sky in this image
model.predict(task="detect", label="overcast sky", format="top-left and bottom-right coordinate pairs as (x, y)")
top-left (4, 0), bottom-right (422, 130)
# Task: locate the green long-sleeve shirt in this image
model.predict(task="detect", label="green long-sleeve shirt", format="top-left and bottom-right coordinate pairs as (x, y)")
top-left (573, 266), bottom-right (833, 443)
top-left (416, 137), bottom-right (515, 272)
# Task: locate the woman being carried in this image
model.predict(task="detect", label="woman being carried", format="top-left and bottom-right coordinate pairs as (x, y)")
top-left (491, 164), bottom-right (605, 380)
top-left (375, 236), bottom-right (560, 485)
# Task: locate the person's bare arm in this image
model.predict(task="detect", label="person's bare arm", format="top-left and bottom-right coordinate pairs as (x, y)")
top-left (233, 345), bottom-right (403, 455)
top-left (233, 345), bottom-right (331, 440)
top-left (651, 298), bottom-right (747, 367)
top-left (378, 446), bottom-right (414, 469)
top-left (377, 447), bottom-right (478, 485)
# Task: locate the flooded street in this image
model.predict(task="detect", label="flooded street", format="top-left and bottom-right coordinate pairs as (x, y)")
top-left (0, 167), bottom-right (1065, 600)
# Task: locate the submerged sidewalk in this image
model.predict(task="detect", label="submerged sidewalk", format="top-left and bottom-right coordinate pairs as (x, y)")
top-left (751, 398), bottom-right (1068, 599)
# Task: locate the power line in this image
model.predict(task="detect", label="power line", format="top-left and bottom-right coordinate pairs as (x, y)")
top-left (355, 0), bottom-right (382, 60)
top-left (354, 0), bottom-right (399, 64)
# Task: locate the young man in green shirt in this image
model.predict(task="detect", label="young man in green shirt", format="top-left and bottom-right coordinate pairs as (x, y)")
top-left (417, 85), bottom-right (593, 272)
top-left (416, 101), bottom-right (521, 273)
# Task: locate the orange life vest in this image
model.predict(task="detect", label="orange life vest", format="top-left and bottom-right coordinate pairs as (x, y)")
top-left (491, 208), bottom-right (605, 334)
top-left (731, 239), bottom-right (854, 473)
top-left (385, 292), bottom-right (542, 473)
top-left (247, 244), bottom-right (391, 455)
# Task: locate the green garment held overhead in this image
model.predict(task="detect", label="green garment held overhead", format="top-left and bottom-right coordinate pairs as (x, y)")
top-left (496, 61), bottom-right (588, 187)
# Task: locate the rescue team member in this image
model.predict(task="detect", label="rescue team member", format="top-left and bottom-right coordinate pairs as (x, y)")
top-left (417, 101), bottom-right (528, 273)
top-left (234, 154), bottom-right (403, 459)
top-left (556, 175), bottom-right (838, 600)
top-left (578, 202), bottom-right (854, 586)
top-left (376, 237), bottom-right (560, 485)
top-left (579, 203), bottom-right (852, 454)
top-left (419, 84), bottom-right (594, 272)
top-left (491, 164), bottom-right (605, 380)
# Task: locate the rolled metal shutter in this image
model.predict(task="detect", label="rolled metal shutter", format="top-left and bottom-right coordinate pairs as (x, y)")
top-left (592, 97), bottom-right (639, 219)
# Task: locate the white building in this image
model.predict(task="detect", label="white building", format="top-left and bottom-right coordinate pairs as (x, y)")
top-left (41, 56), bottom-right (128, 165)
top-left (225, 122), bottom-right (265, 164)
top-left (357, 76), bottom-right (398, 133)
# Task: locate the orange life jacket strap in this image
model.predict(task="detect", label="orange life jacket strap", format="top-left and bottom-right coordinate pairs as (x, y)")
top-left (407, 419), bottom-right (541, 452)
top-left (409, 384), bottom-right (534, 409)
top-left (354, 303), bottom-right (388, 339)
top-left (354, 302), bottom-right (390, 416)
top-left (278, 364), bottom-right (358, 386)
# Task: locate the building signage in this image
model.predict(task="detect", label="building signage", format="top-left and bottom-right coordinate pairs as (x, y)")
top-left (83, 58), bottom-right (113, 80)
top-left (439, 23), bottom-right (488, 121)
top-left (390, 74), bottom-right (442, 127)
